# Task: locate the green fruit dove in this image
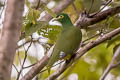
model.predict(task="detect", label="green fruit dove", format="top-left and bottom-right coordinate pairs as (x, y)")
top-left (47, 13), bottom-right (82, 72)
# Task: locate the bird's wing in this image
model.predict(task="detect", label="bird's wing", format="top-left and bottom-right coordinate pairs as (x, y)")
top-left (47, 26), bottom-right (82, 73)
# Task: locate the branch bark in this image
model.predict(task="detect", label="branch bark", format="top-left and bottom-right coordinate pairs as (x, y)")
top-left (75, 6), bottom-right (120, 29)
top-left (0, 0), bottom-right (25, 80)
top-left (21, 45), bottom-right (54, 80)
top-left (21, 56), bottom-right (49, 80)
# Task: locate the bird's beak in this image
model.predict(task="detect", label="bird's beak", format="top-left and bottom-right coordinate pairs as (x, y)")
top-left (52, 16), bottom-right (61, 22)
top-left (52, 18), bottom-right (58, 22)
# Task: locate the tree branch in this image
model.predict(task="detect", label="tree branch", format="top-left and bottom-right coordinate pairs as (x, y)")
top-left (20, 45), bottom-right (55, 80)
top-left (0, 0), bottom-right (25, 80)
top-left (75, 6), bottom-right (120, 29)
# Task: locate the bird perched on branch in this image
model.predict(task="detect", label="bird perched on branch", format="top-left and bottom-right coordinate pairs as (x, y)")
top-left (47, 13), bottom-right (82, 72)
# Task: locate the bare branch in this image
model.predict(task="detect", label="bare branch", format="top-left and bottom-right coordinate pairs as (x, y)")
top-left (21, 56), bottom-right (49, 80)
top-left (75, 6), bottom-right (120, 29)
top-left (21, 44), bottom-right (54, 80)
top-left (17, 37), bottom-right (42, 49)
top-left (0, 0), bottom-right (25, 80)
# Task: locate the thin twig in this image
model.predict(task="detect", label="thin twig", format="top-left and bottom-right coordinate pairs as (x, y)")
top-left (17, 38), bottom-right (33, 80)
top-left (21, 55), bottom-right (49, 80)
top-left (18, 37), bottom-right (45, 48)
top-left (112, 61), bottom-right (120, 68)
top-left (90, 0), bottom-right (112, 17)
top-left (87, 0), bottom-right (94, 15)
top-left (17, 50), bottom-right (22, 67)
top-left (83, 32), bottom-right (101, 43)
top-left (13, 64), bottom-right (19, 73)
top-left (39, 60), bottom-right (64, 73)
top-left (83, 29), bottom-right (111, 44)
top-left (36, 0), bottom-right (40, 9)
top-left (23, 63), bottom-right (36, 69)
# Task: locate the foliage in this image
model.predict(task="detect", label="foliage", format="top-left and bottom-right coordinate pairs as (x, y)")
top-left (38, 25), bottom-right (62, 44)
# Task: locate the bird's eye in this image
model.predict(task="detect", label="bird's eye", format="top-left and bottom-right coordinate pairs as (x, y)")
top-left (58, 15), bottom-right (64, 18)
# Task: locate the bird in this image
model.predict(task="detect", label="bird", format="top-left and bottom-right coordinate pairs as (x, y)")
top-left (47, 13), bottom-right (82, 73)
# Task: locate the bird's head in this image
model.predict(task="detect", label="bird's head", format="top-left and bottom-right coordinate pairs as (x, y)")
top-left (53, 13), bottom-right (71, 24)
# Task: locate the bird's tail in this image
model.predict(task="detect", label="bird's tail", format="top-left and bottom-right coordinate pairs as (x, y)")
top-left (47, 49), bottom-right (60, 74)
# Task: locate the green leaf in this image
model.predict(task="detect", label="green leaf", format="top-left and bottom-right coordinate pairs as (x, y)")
top-left (107, 16), bottom-right (120, 29)
top-left (25, 0), bottom-right (30, 8)
top-left (27, 8), bottom-right (40, 24)
top-left (107, 34), bottom-right (120, 48)
top-left (27, 55), bottom-right (38, 64)
top-left (14, 51), bottom-right (26, 66)
top-left (74, 0), bottom-right (83, 12)
top-left (82, 0), bottom-right (102, 13)
top-left (42, 4), bottom-right (56, 18)
top-left (63, 5), bottom-right (77, 22)
top-left (38, 25), bottom-right (62, 44)
top-left (88, 44), bottom-right (112, 69)
top-left (113, 43), bottom-right (120, 63)
top-left (63, 59), bottom-right (99, 80)
top-left (113, 43), bottom-right (120, 54)
top-left (25, 21), bottom-right (49, 37)
top-left (110, 1), bottom-right (120, 7)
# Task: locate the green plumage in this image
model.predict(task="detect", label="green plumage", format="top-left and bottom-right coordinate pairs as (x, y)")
top-left (47, 13), bottom-right (82, 72)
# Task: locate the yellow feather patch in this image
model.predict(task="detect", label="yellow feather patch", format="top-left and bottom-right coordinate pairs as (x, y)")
top-left (61, 54), bottom-right (71, 60)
